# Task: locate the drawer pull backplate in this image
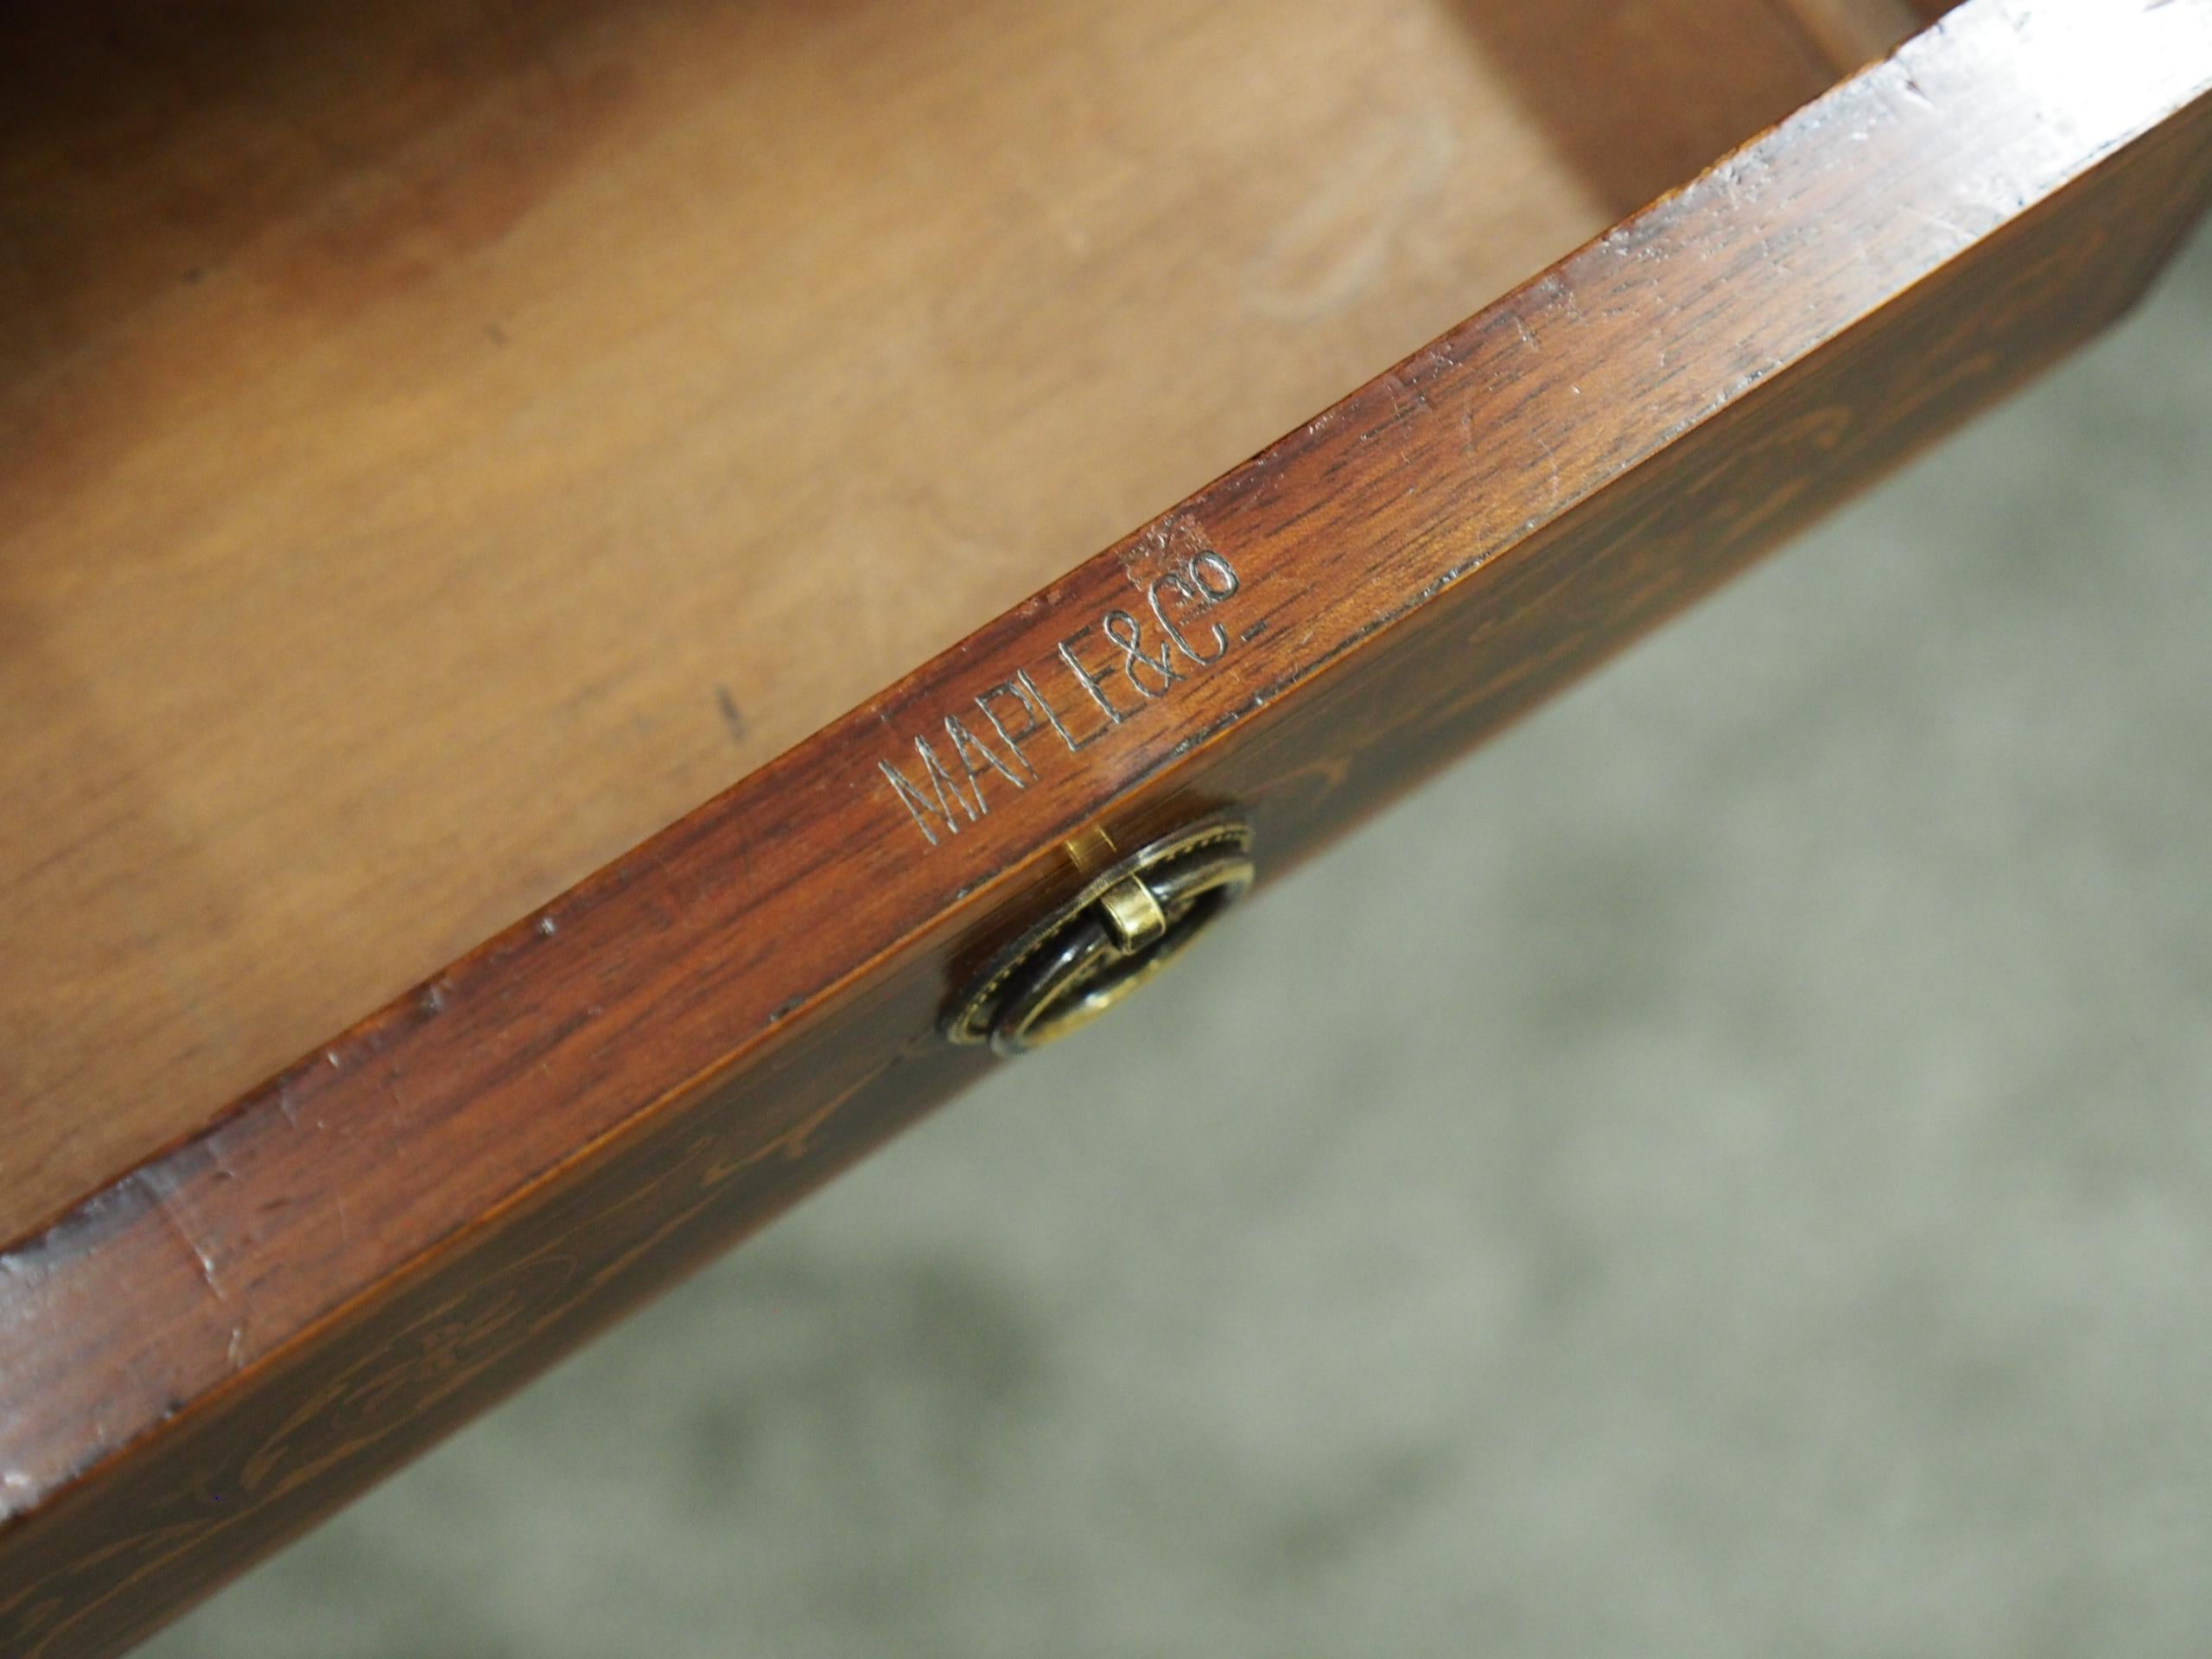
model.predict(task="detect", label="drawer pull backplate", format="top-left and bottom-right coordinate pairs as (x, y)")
top-left (944, 815), bottom-right (1255, 1056)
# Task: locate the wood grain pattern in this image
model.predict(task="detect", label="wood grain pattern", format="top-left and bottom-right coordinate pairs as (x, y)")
top-left (4, 0), bottom-right (2211, 1651)
top-left (0, 0), bottom-right (1855, 1249)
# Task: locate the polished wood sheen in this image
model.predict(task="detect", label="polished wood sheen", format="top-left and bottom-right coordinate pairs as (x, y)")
top-left (4, 1), bottom-right (2211, 1651)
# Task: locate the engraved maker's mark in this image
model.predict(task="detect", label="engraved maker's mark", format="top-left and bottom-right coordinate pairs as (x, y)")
top-left (877, 528), bottom-right (1245, 846)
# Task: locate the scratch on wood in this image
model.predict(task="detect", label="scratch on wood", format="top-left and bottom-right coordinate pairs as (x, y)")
top-left (138, 1170), bottom-right (225, 1304)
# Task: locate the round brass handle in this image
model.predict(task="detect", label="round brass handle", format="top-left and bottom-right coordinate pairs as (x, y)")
top-left (944, 816), bottom-right (1255, 1057)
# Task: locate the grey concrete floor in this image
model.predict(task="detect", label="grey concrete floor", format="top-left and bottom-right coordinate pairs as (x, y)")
top-left (150, 228), bottom-right (2212, 1657)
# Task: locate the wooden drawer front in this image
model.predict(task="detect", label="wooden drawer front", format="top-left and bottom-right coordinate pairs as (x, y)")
top-left (4, 2), bottom-right (2211, 1650)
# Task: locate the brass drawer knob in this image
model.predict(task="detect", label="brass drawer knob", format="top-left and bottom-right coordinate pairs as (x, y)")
top-left (946, 816), bottom-right (1255, 1056)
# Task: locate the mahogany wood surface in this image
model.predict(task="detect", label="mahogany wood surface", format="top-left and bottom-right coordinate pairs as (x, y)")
top-left (0, 0), bottom-right (1879, 1250)
top-left (5, 0), bottom-right (2212, 1650)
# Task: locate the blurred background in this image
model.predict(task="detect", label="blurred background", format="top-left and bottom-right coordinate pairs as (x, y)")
top-left (148, 227), bottom-right (2212, 1658)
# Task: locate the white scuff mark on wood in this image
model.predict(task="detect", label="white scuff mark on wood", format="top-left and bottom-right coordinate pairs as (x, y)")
top-left (137, 1166), bottom-right (227, 1306)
